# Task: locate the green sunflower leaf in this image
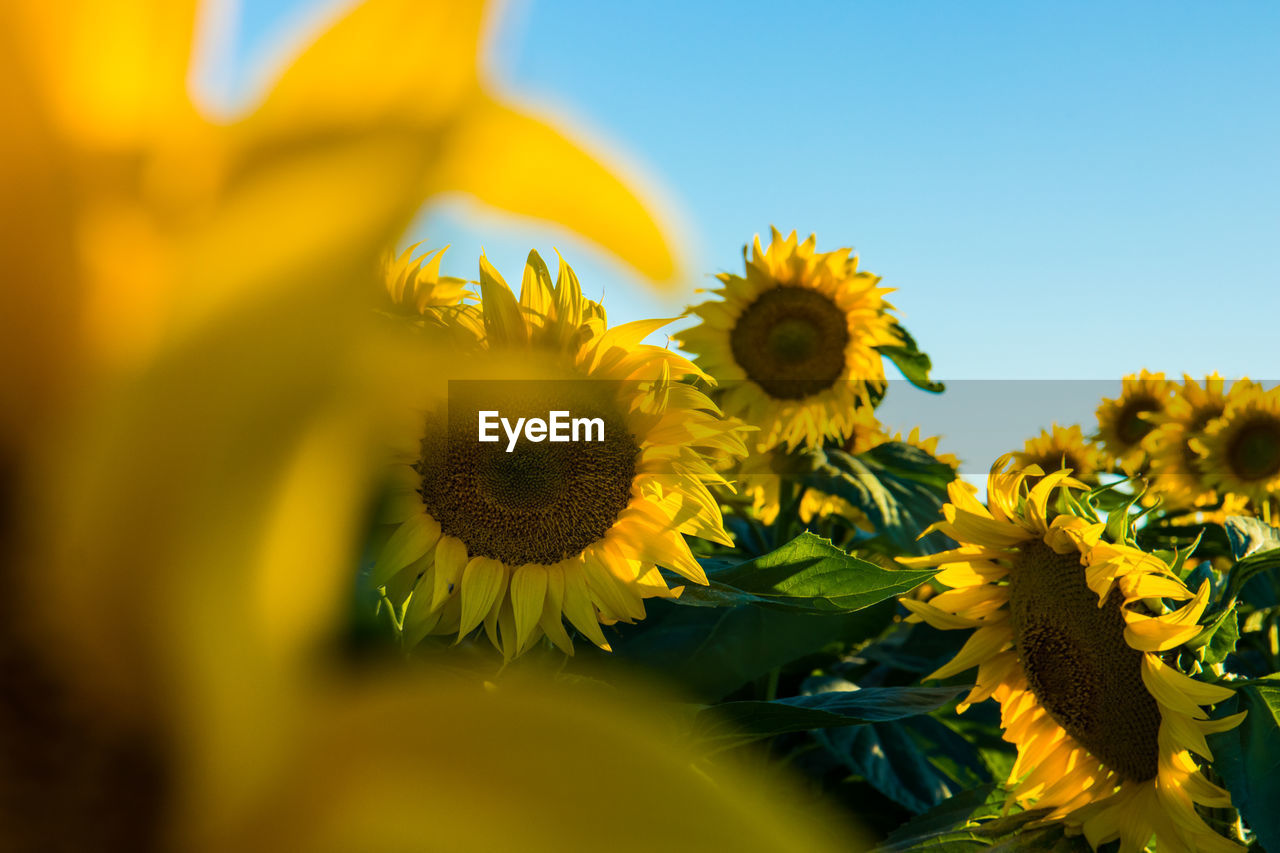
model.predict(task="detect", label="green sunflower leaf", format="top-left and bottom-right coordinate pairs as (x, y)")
top-left (801, 442), bottom-right (954, 554)
top-left (692, 685), bottom-right (963, 750)
top-left (872, 783), bottom-right (1092, 852)
top-left (1202, 607), bottom-right (1239, 665)
top-left (1206, 684), bottom-right (1280, 852)
top-left (845, 715), bottom-right (996, 815)
top-left (1223, 515), bottom-right (1280, 560)
top-left (877, 322), bottom-right (945, 393)
top-left (594, 598), bottom-right (898, 702)
top-left (1223, 537), bottom-right (1280, 605)
top-left (679, 532), bottom-right (937, 613)
top-left (872, 784), bottom-right (1025, 851)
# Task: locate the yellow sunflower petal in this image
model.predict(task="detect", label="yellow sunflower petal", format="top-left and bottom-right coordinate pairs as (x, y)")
top-left (1123, 580), bottom-right (1211, 652)
top-left (456, 557), bottom-right (507, 640)
top-left (537, 564), bottom-right (575, 655)
top-left (369, 512), bottom-right (440, 588)
top-left (508, 565), bottom-right (548, 655)
top-left (1141, 656), bottom-right (1234, 718)
top-left (431, 536), bottom-right (469, 610)
top-left (427, 96), bottom-right (678, 284)
top-left (942, 505), bottom-right (1034, 547)
top-left (900, 598), bottom-right (996, 630)
top-left (561, 567), bottom-right (610, 651)
top-left (924, 625), bottom-right (1013, 681)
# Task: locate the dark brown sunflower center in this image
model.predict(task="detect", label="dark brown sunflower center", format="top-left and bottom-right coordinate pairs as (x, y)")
top-left (1226, 418), bottom-right (1280, 482)
top-left (415, 383), bottom-right (639, 566)
top-left (1008, 541), bottom-right (1159, 782)
top-left (1030, 450), bottom-right (1078, 474)
top-left (1115, 395), bottom-right (1161, 447)
top-left (729, 286), bottom-right (849, 400)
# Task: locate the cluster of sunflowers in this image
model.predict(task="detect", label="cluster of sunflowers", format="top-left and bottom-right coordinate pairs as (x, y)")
top-left (6, 3), bottom-right (1280, 853)
top-left (1016, 372), bottom-right (1280, 520)
top-left (366, 225), bottom-right (1280, 853)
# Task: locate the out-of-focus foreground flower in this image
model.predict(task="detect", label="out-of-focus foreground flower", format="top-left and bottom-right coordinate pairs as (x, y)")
top-left (0, 1), bottom-right (860, 850)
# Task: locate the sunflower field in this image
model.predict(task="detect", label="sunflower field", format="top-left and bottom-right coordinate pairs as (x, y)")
top-left (4, 2), bottom-right (1279, 852)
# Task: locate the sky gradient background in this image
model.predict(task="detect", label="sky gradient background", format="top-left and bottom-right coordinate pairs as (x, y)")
top-left (195, 0), bottom-right (1279, 454)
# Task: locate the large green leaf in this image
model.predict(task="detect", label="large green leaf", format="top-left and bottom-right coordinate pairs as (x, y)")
top-left (693, 685), bottom-right (963, 749)
top-left (877, 321), bottom-right (945, 393)
top-left (679, 532), bottom-right (936, 613)
top-left (1204, 608), bottom-right (1239, 665)
top-left (1207, 684), bottom-right (1280, 852)
top-left (872, 784), bottom-right (1010, 851)
top-left (801, 442), bottom-right (955, 555)
top-left (597, 598), bottom-right (896, 702)
top-left (862, 621), bottom-right (971, 676)
top-left (1224, 515), bottom-right (1280, 560)
top-left (872, 783), bottom-right (1090, 852)
top-left (1224, 546), bottom-right (1280, 605)
top-left (819, 710), bottom-right (988, 816)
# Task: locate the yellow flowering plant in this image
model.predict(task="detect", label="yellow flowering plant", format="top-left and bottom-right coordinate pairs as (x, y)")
top-left (5, 3), bottom-right (1280, 853)
top-left (0, 1), bottom-right (868, 850)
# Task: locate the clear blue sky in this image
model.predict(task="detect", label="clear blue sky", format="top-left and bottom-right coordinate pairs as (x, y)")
top-left (196, 0), bottom-right (1278, 453)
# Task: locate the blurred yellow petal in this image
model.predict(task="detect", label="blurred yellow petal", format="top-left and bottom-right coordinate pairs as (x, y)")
top-left (0, 37), bottom-right (81, 442)
top-left (7, 0), bottom-right (198, 146)
top-left (428, 95), bottom-right (679, 283)
top-left (242, 0), bottom-right (484, 140)
top-left (195, 678), bottom-right (865, 853)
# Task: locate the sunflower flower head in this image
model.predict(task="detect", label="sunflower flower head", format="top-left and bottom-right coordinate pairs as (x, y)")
top-left (1013, 423), bottom-right (1101, 483)
top-left (734, 403), bottom-right (882, 524)
top-left (1142, 374), bottom-right (1241, 509)
top-left (677, 228), bottom-right (904, 452)
top-left (1192, 382), bottom-right (1280, 509)
top-left (1095, 371), bottom-right (1174, 474)
top-left (884, 426), bottom-right (962, 472)
top-left (383, 242), bottom-right (474, 313)
top-left (899, 456), bottom-right (1245, 853)
top-left (373, 250), bottom-right (748, 659)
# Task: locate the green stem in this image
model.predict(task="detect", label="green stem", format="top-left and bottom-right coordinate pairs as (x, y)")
top-left (1224, 676), bottom-right (1280, 688)
top-left (764, 667), bottom-right (781, 701)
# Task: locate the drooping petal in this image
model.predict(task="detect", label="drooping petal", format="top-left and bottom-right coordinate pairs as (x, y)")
top-left (508, 565), bottom-right (548, 655)
top-left (456, 557), bottom-right (507, 640)
top-left (924, 624), bottom-right (1013, 681)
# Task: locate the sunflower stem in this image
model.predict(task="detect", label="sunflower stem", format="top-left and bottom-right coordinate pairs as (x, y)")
top-left (764, 667), bottom-right (781, 702)
top-left (1224, 675), bottom-right (1280, 688)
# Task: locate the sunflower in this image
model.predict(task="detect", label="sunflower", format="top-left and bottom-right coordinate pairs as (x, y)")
top-left (736, 418), bottom-right (957, 531)
top-left (373, 250), bottom-right (747, 658)
top-left (380, 243), bottom-right (486, 349)
top-left (677, 228), bottom-right (903, 452)
top-left (795, 425), bottom-right (960, 526)
top-left (885, 426), bottom-right (962, 472)
top-left (898, 457), bottom-right (1244, 853)
top-left (1013, 424), bottom-right (1101, 483)
top-left (383, 243), bottom-right (474, 313)
top-left (1193, 384), bottom-right (1280, 509)
top-left (1095, 371), bottom-right (1174, 474)
top-left (736, 404), bottom-right (883, 524)
top-left (1142, 375), bottom-right (1242, 508)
